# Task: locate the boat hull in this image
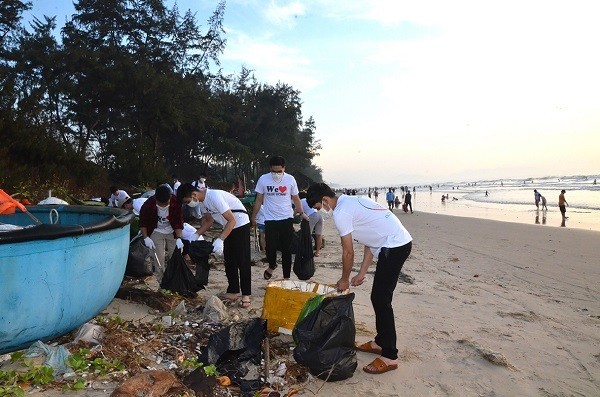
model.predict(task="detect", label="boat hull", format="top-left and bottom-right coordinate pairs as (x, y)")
top-left (0, 205), bottom-right (132, 353)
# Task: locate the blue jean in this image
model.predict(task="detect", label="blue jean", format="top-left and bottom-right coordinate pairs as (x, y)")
top-left (372, 242), bottom-right (412, 360)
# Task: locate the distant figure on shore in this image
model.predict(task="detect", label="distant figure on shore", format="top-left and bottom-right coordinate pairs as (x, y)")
top-left (594, 179), bottom-right (597, 185)
top-left (394, 196), bottom-right (401, 208)
top-left (404, 190), bottom-right (413, 213)
top-left (540, 195), bottom-right (548, 210)
top-left (374, 190), bottom-right (379, 201)
top-left (558, 190), bottom-right (568, 220)
top-left (441, 195), bottom-right (446, 203)
top-left (534, 189), bottom-right (541, 209)
top-left (485, 190), bottom-right (488, 197)
top-left (386, 188), bottom-right (395, 210)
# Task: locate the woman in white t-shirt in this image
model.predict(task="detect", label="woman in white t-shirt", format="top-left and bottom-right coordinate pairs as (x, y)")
top-left (306, 182), bottom-right (413, 376)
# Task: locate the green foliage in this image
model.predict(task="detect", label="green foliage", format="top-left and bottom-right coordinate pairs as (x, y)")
top-left (66, 348), bottom-right (125, 375)
top-left (2, 0), bottom-right (322, 191)
top-left (202, 364), bottom-right (218, 377)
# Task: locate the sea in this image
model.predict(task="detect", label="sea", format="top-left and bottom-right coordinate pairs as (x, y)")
top-left (367, 174), bottom-right (600, 232)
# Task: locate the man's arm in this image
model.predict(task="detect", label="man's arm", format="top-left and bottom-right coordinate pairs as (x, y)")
top-left (195, 214), bottom-right (215, 236)
top-left (217, 209), bottom-right (236, 240)
top-left (292, 194), bottom-right (309, 220)
top-left (337, 233), bottom-right (355, 291)
top-left (251, 193), bottom-right (264, 225)
top-left (351, 246), bottom-right (373, 286)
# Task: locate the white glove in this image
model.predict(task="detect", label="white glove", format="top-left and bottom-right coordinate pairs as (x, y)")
top-left (212, 238), bottom-right (224, 256)
top-left (143, 237), bottom-right (155, 249)
top-left (175, 238), bottom-right (184, 251)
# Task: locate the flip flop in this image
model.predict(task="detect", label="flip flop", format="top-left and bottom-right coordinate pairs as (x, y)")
top-left (355, 341), bottom-right (382, 355)
top-left (263, 268), bottom-right (274, 280)
top-left (363, 357), bottom-right (398, 374)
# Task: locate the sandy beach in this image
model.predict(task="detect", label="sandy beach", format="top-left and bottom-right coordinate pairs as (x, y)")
top-left (27, 209), bottom-right (600, 396)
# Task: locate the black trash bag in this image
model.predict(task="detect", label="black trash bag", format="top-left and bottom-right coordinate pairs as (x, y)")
top-left (125, 234), bottom-right (153, 277)
top-left (187, 240), bottom-right (214, 287)
top-left (293, 219), bottom-right (315, 280)
top-left (293, 293), bottom-right (357, 381)
top-left (196, 318), bottom-right (267, 397)
top-left (160, 248), bottom-right (203, 296)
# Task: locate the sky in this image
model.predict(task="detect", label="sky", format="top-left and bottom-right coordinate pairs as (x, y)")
top-left (26, 0), bottom-right (600, 186)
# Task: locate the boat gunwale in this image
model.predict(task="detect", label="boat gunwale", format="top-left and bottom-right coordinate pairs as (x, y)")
top-left (0, 205), bottom-right (134, 244)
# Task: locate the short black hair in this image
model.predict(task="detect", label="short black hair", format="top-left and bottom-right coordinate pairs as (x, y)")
top-left (269, 156), bottom-right (285, 167)
top-left (110, 185), bottom-right (118, 194)
top-left (176, 182), bottom-right (199, 204)
top-left (155, 185), bottom-right (172, 204)
top-left (306, 183), bottom-right (335, 208)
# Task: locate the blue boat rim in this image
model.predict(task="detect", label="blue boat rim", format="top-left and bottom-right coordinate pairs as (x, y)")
top-left (0, 205), bottom-right (134, 244)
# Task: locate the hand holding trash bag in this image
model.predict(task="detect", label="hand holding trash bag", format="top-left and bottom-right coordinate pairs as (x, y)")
top-left (212, 238), bottom-right (224, 255)
top-left (143, 236), bottom-right (155, 249)
top-left (175, 237), bottom-right (184, 251)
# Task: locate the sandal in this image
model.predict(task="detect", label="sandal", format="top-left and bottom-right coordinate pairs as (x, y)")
top-left (263, 268), bottom-right (274, 280)
top-left (240, 297), bottom-right (251, 309)
top-left (363, 357), bottom-right (398, 374)
top-left (355, 341), bottom-right (382, 355)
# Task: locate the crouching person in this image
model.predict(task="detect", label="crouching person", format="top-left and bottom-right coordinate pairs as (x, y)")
top-left (139, 185), bottom-right (184, 283)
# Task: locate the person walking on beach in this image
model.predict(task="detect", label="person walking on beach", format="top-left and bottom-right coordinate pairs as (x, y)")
top-left (534, 189), bottom-right (541, 209)
top-left (177, 183), bottom-right (252, 308)
top-left (386, 188), bottom-right (395, 210)
top-left (306, 183), bottom-right (412, 375)
top-left (540, 195), bottom-right (548, 210)
top-left (559, 190), bottom-right (568, 219)
top-left (251, 155), bottom-right (307, 280)
top-left (404, 190), bottom-right (413, 213)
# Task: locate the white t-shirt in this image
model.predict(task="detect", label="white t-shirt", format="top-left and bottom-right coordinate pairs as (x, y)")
top-left (301, 198), bottom-right (316, 216)
top-left (195, 189), bottom-right (250, 229)
top-left (108, 190), bottom-right (130, 207)
top-left (154, 205), bottom-right (174, 234)
top-left (254, 172), bottom-right (299, 221)
top-left (333, 195), bottom-right (412, 257)
top-left (132, 198), bottom-right (147, 215)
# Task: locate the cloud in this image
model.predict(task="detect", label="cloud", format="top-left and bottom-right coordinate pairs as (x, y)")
top-left (264, 1), bottom-right (306, 26)
top-left (222, 30), bottom-right (320, 91)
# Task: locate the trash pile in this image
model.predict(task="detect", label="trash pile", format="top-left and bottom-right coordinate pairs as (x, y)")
top-left (0, 278), bottom-right (317, 397)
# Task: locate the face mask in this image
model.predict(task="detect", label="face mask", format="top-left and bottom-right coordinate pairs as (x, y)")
top-left (321, 202), bottom-right (333, 215)
top-left (187, 198), bottom-right (200, 208)
top-left (271, 171), bottom-right (284, 183)
top-left (157, 204), bottom-right (169, 210)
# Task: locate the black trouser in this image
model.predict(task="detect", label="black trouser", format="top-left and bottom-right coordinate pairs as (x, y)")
top-left (372, 241), bottom-right (412, 360)
top-left (265, 218), bottom-right (294, 278)
top-left (223, 223), bottom-right (251, 296)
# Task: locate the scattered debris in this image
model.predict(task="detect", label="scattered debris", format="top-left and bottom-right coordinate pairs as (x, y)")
top-left (457, 339), bottom-right (516, 370)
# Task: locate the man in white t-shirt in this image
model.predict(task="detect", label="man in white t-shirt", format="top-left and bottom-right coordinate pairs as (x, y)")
top-left (108, 186), bottom-right (130, 208)
top-left (251, 155), bottom-right (308, 280)
top-left (178, 183), bottom-right (252, 308)
top-left (306, 182), bottom-right (413, 376)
